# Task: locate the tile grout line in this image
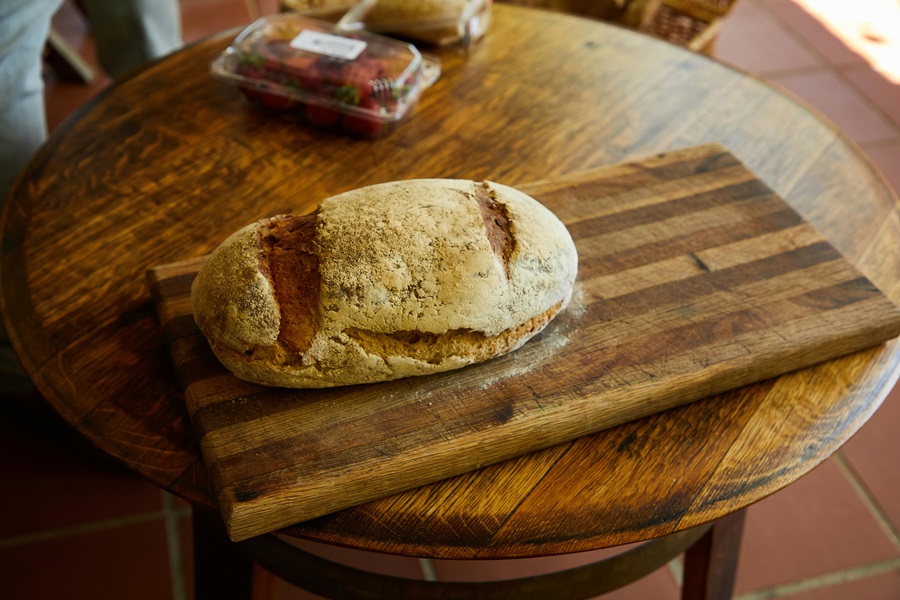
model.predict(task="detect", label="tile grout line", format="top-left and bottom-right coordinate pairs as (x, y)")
top-left (832, 451), bottom-right (900, 551)
top-left (667, 556), bottom-right (684, 586)
top-left (419, 557), bottom-right (439, 581)
top-left (734, 556), bottom-right (900, 600)
top-left (162, 492), bottom-right (189, 600)
top-left (750, 0), bottom-right (900, 138)
top-left (0, 507), bottom-right (189, 551)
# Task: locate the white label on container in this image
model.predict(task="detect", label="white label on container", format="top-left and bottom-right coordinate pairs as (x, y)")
top-left (290, 30), bottom-right (366, 61)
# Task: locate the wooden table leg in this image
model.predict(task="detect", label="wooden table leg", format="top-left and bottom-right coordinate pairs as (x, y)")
top-left (45, 28), bottom-right (97, 84)
top-left (239, 523), bottom-right (713, 599)
top-left (192, 508), bottom-right (255, 600)
top-left (681, 509), bottom-right (747, 600)
top-left (191, 507), bottom-right (742, 600)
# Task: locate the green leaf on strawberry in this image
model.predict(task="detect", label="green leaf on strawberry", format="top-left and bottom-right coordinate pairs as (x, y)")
top-left (335, 85), bottom-right (361, 106)
top-left (237, 52), bottom-right (266, 69)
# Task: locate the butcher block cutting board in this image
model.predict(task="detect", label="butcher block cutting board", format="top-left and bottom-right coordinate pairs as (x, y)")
top-left (147, 144), bottom-right (900, 541)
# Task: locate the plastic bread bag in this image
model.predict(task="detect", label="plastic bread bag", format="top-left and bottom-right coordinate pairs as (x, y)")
top-left (336, 0), bottom-right (492, 48)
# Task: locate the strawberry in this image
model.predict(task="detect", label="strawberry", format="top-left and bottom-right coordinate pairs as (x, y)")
top-left (305, 102), bottom-right (340, 126)
top-left (256, 91), bottom-right (295, 110)
top-left (233, 49), bottom-right (300, 110)
top-left (239, 50), bottom-right (277, 78)
top-left (261, 41), bottom-right (324, 92)
top-left (234, 54), bottom-right (268, 103)
top-left (342, 97), bottom-right (386, 137)
top-left (344, 58), bottom-right (385, 101)
top-left (237, 86), bottom-right (262, 104)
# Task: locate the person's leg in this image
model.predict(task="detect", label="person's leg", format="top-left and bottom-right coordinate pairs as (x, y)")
top-left (0, 0), bottom-right (63, 395)
top-left (0, 0), bottom-right (62, 205)
top-left (80, 0), bottom-right (183, 79)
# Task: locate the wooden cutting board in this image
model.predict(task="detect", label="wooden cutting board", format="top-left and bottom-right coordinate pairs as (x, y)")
top-left (147, 144), bottom-right (900, 541)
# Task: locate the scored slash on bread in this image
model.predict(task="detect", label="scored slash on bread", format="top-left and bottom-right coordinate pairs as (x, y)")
top-left (191, 179), bottom-right (578, 388)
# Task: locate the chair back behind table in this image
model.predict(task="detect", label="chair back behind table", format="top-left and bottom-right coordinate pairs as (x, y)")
top-left (498, 0), bottom-right (739, 55)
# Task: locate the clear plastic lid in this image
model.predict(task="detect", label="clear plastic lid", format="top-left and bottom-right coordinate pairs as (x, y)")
top-left (336, 0), bottom-right (492, 48)
top-left (209, 14), bottom-right (441, 135)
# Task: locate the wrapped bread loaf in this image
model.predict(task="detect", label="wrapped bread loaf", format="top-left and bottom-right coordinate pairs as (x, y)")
top-left (191, 179), bottom-right (578, 388)
top-left (338, 0), bottom-right (492, 47)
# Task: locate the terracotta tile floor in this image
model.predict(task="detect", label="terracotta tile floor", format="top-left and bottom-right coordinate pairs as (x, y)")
top-left (2, 0), bottom-right (900, 598)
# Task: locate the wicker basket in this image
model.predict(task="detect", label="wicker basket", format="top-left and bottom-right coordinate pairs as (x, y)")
top-left (498, 0), bottom-right (738, 55)
top-left (639, 0), bottom-right (737, 55)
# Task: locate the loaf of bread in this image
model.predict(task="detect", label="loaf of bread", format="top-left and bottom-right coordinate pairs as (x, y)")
top-left (338, 0), bottom-right (491, 47)
top-left (191, 179), bottom-right (578, 388)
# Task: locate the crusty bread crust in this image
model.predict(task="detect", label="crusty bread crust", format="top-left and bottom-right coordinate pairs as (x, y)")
top-left (191, 179), bottom-right (578, 388)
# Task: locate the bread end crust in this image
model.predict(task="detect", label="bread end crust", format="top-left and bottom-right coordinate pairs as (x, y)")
top-left (191, 220), bottom-right (281, 351)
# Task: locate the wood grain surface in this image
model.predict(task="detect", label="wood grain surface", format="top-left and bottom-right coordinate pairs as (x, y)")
top-left (148, 145), bottom-right (900, 541)
top-left (4, 4), bottom-right (900, 558)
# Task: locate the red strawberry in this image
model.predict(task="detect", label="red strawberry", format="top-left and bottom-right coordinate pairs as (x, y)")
top-left (256, 91), bottom-right (295, 110)
top-left (233, 51), bottom-right (298, 110)
top-left (235, 54), bottom-right (271, 106)
top-left (234, 53), bottom-right (268, 80)
top-left (305, 102), bottom-right (340, 126)
top-left (237, 86), bottom-right (262, 104)
top-left (342, 97), bottom-right (386, 137)
top-left (313, 56), bottom-right (347, 88)
top-left (329, 56), bottom-right (385, 105)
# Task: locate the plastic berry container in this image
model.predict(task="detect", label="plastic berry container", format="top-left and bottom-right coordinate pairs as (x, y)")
top-left (336, 0), bottom-right (492, 48)
top-left (209, 14), bottom-right (441, 137)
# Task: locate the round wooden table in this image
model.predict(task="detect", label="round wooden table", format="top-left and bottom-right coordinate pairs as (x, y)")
top-left (3, 4), bottom-right (900, 598)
